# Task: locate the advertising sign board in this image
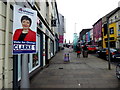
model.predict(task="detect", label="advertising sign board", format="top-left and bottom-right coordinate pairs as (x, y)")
top-left (13, 5), bottom-right (37, 54)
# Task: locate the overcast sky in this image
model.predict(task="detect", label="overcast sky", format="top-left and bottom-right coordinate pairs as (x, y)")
top-left (56, 0), bottom-right (120, 43)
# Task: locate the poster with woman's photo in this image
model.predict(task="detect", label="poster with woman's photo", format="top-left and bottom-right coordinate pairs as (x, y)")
top-left (13, 5), bottom-right (37, 54)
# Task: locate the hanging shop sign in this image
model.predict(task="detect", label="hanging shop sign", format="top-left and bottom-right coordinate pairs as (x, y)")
top-left (59, 35), bottom-right (64, 43)
top-left (13, 5), bottom-right (37, 54)
top-left (51, 19), bottom-right (56, 27)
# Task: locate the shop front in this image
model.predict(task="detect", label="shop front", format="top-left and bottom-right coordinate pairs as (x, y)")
top-left (18, 33), bottom-right (42, 81)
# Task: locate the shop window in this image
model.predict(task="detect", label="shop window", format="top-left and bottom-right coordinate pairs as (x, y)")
top-left (105, 41), bottom-right (115, 48)
top-left (18, 34), bottom-right (41, 79)
top-left (32, 52), bottom-right (39, 68)
top-left (50, 40), bottom-right (54, 57)
top-left (30, 34), bottom-right (41, 70)
top-left (109, 27), bottom-right (114, 34)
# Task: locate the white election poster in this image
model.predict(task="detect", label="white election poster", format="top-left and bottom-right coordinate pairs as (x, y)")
top-left (13, 5), bottom-right (37, 54)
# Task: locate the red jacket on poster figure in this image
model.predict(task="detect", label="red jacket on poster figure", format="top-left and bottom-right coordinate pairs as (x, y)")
top-left (13, 29), bottom-right (36, 42)
top-left (13, 15), bottom-right (36, 42)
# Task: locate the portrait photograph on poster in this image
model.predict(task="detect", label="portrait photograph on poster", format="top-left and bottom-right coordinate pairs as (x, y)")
top-left (13, 5), bottom-right (37, 54)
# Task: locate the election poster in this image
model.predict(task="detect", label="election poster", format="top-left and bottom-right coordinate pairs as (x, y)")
top-left (13, 5), bottom-right (37, 54)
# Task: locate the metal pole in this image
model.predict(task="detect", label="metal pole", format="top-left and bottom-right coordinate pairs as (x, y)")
top-left (13, 55), bottom-right (18, 90)
top-left (21, 54), bottom-right (30, 88)
top-left (74, 23), bottom-right (76, 33)
top-left (107, 17), bottom-right (111, 70)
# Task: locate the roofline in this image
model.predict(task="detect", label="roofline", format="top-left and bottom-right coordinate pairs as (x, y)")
top-left (93, 18), bottom-right (102, 26)
top-left (103, 7), bottom-right (120, 19)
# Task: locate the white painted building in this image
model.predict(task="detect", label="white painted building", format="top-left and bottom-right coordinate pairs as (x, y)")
top-left (0, 0), bottom-right (60, 89)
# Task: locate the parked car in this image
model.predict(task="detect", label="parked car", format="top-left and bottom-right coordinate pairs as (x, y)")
top-left (96, 48), bottom-right (120, 61)
top-left (86, 45), bottom-right (98, 52)
top-left (116, 63), bottom-right (120, 80)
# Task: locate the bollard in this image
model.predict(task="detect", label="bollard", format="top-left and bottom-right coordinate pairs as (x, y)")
top-left (64, 53), bottom-right (70, 62)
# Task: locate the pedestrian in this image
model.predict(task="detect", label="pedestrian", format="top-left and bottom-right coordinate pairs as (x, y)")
top-left (76, 45), bottom-right (81, 58)
top-left (82, 44), bottom-right (88, 58)
top-left (69, 45), bottom-right (73, 53)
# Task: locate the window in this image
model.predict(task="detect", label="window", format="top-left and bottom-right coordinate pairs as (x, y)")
top-left (118, 25), bottom-right (120, 36)
top-left (31, 34), bottom-right (41, 69)
top-left (111, 19), bottom-right (112, 22)
top-left (32, 52), bottom-right (39, 68)
top-left (109, 27), bottom-right (114, 34)
top-left (103, 24), bottom-right (107, 36)
top-left (119, 25), bottom-right (120, 30)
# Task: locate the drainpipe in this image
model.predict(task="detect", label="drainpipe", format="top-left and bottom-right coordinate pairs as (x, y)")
top-left (3, 1), bottom-right (10, 88)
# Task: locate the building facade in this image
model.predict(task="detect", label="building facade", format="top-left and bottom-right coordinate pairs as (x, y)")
top-left (58, 13), bottom-right (66, 50)
top-left (0, 0), bottom-right (64, 89)
top-left (93, 18), bottom-right (102, 47)
top-left (79, 3), bottom-right (120, 49)
top-left (90, 28), bottom-right (93, 45)
top-left (102, 7), bottom-right (120, 48)
top-left (79, 28), bottom-right (92, 45)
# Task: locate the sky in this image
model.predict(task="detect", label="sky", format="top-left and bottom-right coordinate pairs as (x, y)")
top-left (56, 0), bottom-right (120, 43)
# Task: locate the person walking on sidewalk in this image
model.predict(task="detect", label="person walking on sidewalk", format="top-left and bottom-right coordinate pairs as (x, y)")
top-left (76, 45), bottom-right (81, 58)
top-left (82, 44), bottom-right (88, 58)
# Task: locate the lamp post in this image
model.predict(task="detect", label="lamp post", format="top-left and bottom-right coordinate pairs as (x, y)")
top-left (75, 23), bottom-right (77, 33)
top-left (107, 17), bottom-right (111, 70)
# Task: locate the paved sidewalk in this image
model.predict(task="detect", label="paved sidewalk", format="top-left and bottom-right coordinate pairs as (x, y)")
top-left (30, 48), bottom-right (120, 88)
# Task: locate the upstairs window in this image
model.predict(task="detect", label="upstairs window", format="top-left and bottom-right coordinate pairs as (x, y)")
top-left (109, 27), bottom-right (114, 34)
top-left (118, 25), bottom-right (120, 36)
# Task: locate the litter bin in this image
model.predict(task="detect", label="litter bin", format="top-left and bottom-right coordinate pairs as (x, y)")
top-left (83, 50), bottom-right (88, 58)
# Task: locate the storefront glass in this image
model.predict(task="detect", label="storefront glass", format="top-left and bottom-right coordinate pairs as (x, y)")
top-left (18, 34), bottom-right (41, 81)
top-left (50, 40), bottom-right (54, 57)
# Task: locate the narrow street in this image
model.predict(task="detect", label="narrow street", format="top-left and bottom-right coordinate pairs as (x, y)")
top-left (30, 48), bottom-right (120, 88)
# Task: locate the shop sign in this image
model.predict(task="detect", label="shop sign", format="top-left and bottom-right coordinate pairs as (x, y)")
top-left (59, 35), bottom-right (64, 43)
top-left (51, 19), bottom-right (56, 27)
